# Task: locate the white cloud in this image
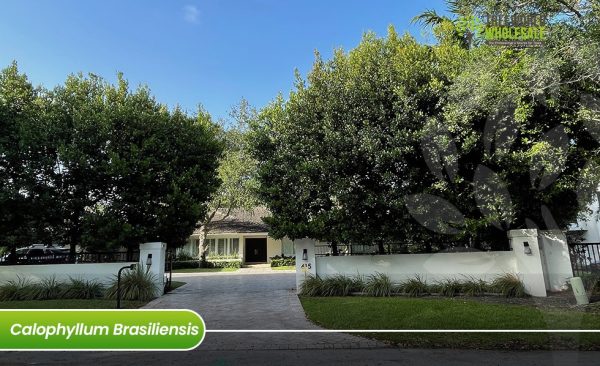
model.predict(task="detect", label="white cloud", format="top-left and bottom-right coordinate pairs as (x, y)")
top-left (183, 5), bottom-right (199, 24)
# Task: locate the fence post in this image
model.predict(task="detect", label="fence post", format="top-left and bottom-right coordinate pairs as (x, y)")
top-left (139, 242), bottom-right (167, 297)
top-left (294, 238), bottom-right (317, 294)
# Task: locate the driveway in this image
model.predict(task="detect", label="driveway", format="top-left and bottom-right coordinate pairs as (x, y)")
top-left (143, 270), bottom-right (383, 350)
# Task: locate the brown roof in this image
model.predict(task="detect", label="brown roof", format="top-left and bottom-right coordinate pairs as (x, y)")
top-left (194, 207), bottom-right (270, 234)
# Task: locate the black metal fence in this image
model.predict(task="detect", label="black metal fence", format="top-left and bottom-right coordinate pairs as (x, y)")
top-left (0, 251), bottom-right (139, 266)
top-left (569, 242), bottom-right (600, 277)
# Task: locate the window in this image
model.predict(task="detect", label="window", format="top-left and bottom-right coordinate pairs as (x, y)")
top-left (217, 239), bottom-right (226, 255)
top-left (205, 237), bottom-right (241, 258)
top-left (230, 238), bottom-right (239, 256)
top-left (205, 239), bottom-right (216, 255)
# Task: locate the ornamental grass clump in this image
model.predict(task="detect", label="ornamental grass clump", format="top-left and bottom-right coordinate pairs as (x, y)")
top-left (24, 276), bottom-right (64, 300)
top-left (439, 278), bottom-right (462, 297)
top-left (402, 275), bottom-right (429, 297)
top-left (460, 277), bottom-right (489, 297)
top-left (492, 273), bottom-right (527, 298)
top-left (321, 274), bottom-right (355, 296)
top-left (363, 273), bottom-right (393, 297)
top-left (0, 276), bottom-right (33, 301)
top-left (299, 275), bottom-right (324, 297)
top-left (105, 265), bottom-right (158, 301)
top-left (62, 278), bottom-right (104, 299)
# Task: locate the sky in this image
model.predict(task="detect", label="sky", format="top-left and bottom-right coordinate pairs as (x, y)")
top-left (0, 0), bottom-right (448, 122)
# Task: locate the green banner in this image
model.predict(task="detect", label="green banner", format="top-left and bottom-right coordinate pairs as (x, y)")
top-left (0, 309), bottom-right (205, 351)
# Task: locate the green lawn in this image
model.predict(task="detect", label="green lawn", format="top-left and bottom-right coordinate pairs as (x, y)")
top-left (272, 266), bottom-right (295, 270)
top-left (172, 268), bottom-right (239, 273)
top-left (0, 299), bottom-right (147, 309)
top-left (300, 297), bottom-right (600, 350)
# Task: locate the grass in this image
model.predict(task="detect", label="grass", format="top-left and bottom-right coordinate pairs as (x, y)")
top-left (0, 299), bottom-right (147, 309)
top-left (172, 268), bottom-right (239, 273)
top-left (271, 266), bottom-right (295, 270)
top-left (300, 296), bottom-right (600, 350)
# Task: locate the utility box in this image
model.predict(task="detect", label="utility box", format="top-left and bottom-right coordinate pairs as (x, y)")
top-left (570, 277), bottom-right (589, 305)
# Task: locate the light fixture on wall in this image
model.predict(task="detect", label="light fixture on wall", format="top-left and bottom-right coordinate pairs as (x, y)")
top-left (523, 242), bottom-right (532, 255)
top-left (302, 249), bottom-right (308, 261)
top-left (146, 253), bottom-right (153, 271)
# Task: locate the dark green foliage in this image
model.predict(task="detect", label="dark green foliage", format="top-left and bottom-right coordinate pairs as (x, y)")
top-left (270, 255), bottom-right (295, 267)
top-left (172, 260), bottom-right (201, 270)
top-left (105, 266), bottom-right (158, 301)
top-left (0, 63), bottom-right (222, 253)
top-left (204, 260), bottom-right (241, 269)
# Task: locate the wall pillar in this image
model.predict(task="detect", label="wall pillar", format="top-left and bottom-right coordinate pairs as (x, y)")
top-left (507, 229), bottom-right (547, 297)
top-left (139, 242), bottom-right (167, 297)
top-left (294, 238), bottom-right (316, 294)
top-left (538, 230), bottom-right (573, 292)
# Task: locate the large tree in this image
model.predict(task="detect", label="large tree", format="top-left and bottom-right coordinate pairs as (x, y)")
top-left (198, 99), bottom-right (260, 258)
top-left (250, 1), bottom-right (600, 252)
top-left (0, 63), bottom-right (57, 260)
top-left (0, 67), bottom-right (223, 255)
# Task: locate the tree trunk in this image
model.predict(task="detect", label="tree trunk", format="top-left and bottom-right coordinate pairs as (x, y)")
top-left (331, 241), bottom-right (339, 256)
top-left (377, 239), bottom-right (386, 255)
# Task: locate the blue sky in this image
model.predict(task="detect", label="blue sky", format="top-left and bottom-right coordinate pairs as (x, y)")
top-left (0, 0), bottom-right (447, 121)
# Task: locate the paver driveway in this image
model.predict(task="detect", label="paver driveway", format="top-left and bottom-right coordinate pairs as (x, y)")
top-left (143, 270), bottom-right (383, 350)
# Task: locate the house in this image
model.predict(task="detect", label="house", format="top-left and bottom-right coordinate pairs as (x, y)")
top-left (569, 194), bottom-right (600, 243)
top-left (179, 207), bottom-right (295, 264)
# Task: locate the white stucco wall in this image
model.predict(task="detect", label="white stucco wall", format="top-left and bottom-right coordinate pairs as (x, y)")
top-left (316, 251), bottom-right (517, 284)
top-left (538, 230), bottom-right (574, 291)
top-left (296, 230), bottom-right (574, 297)
top-left (0, 262), bottom-right (137, 285)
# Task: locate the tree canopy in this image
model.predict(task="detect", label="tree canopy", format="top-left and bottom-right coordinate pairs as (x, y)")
top-left (249, 0), bottom-right (600, 251)
top-left (0, 64), bottom-right (222, 255)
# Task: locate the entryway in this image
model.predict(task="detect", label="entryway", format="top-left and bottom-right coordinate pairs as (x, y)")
top-left (245, 237), bottom-right (267, 263)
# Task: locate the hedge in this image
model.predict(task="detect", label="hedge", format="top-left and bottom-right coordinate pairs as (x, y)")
top-left (270, 255), bottom-right (295, 267)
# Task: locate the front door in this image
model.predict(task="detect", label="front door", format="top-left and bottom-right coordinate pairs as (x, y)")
top-left (245, 238), bottom-right (267, 263)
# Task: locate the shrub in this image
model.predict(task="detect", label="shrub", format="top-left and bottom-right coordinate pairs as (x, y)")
top-left (461, 277), bottom-right (488, 297)
top-left (175, 252), bottom-right (196, 261)
top-left (206, 254), bottom-right (240, 260)
top-left (25, 276), bottom-right (64, 300)
top-left (439, 278), bottom-right (462, 297)
top-left (171, 260), bottom-right (200, 270)
top-left (402, 275), bottom-right (429, 297)
top-left (62, 278), bottom-right (104, 299)
top-left (0, 276), bottom-right (33, 301)
top-left (492, 273), bottom-right (527, 298)
top-left (321, 274), bottom-right (356, 296)
top-left (205, 259), bottom-right (241, 269)
top-left (580, 273), bottom-right (600, 295)
top-left (105, 265), bottom-right (158, 301)
top-left (363, 273), bottom-right (393, 297)
top-left (270, 255), bottom-right (296, 267)
top-left (299, 275), bottom-right (324, 296)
